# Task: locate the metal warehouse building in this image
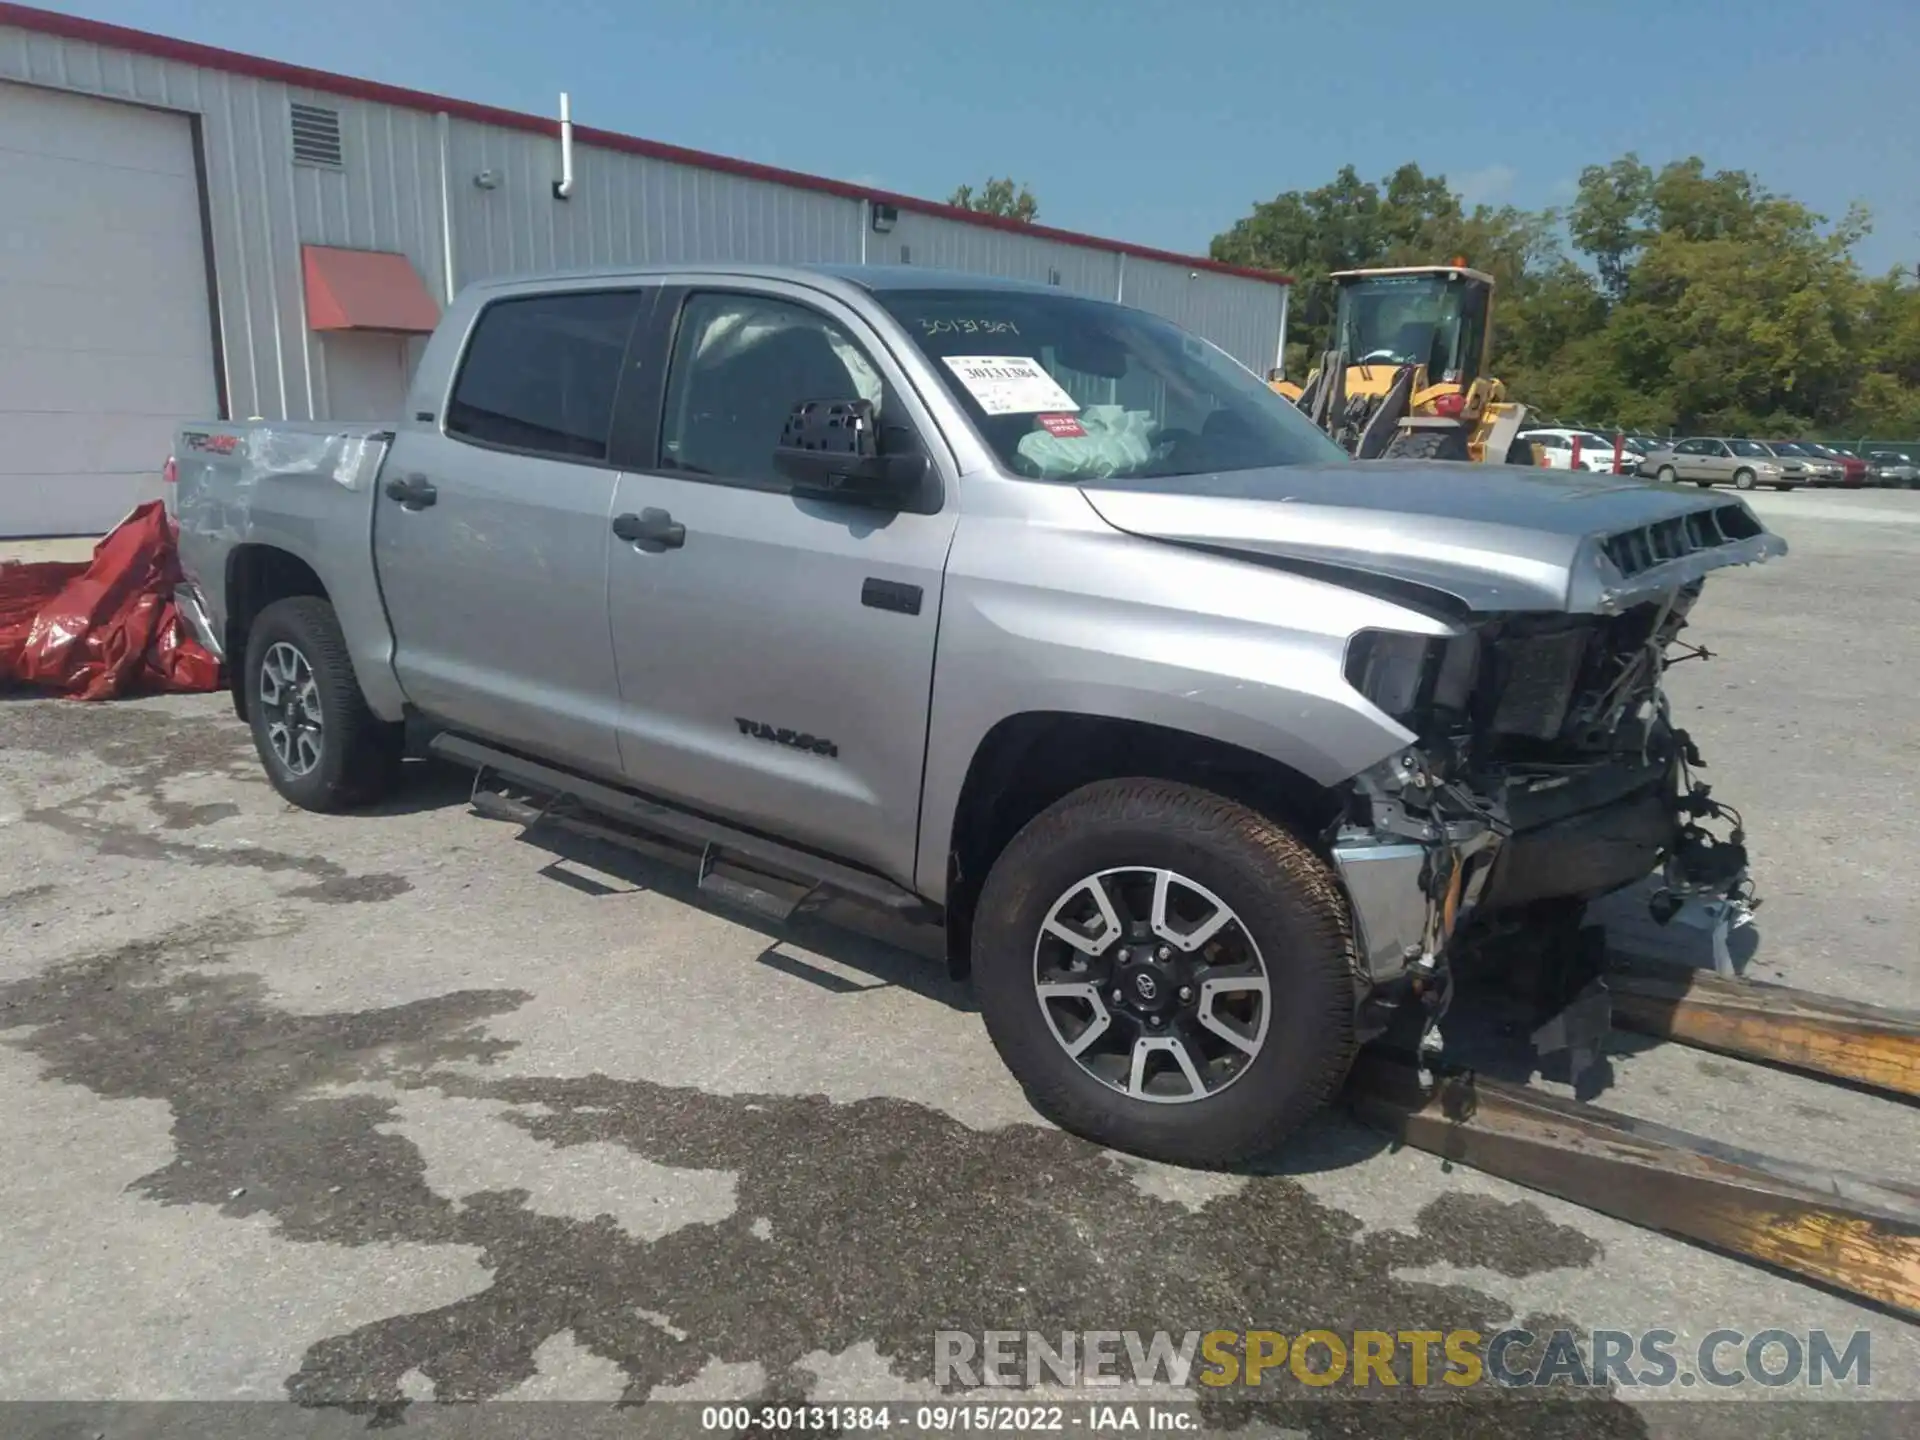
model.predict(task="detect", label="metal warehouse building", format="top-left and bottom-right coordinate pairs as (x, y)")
top-left (0, 3), bottom-right (1291, 538)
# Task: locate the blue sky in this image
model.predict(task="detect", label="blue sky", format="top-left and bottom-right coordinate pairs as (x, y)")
top-left (50, 0), bottom-right (1920, 276)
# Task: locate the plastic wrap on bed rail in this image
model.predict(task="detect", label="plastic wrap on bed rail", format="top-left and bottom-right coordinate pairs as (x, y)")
top-left (0, 501), bottom-right (221, 700)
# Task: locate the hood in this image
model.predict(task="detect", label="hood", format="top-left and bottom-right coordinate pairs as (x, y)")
top-left (1079, 460), bottom-right (1789, 616)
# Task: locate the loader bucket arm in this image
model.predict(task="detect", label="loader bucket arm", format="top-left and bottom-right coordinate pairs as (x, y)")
top-left (1354, 364), bottom-right (1416, 459)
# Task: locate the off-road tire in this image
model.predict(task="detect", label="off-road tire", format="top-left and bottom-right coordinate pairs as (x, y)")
top-left (1382, 427), bottom-right (1471, 462)
top-left (1505, 435), bottom-right (1538, 466)
top-left (244, 596), bottom-right (402, 812)
top-left (1733, 468), bottom-right (1757, 491)
top-left (971, 779), bottom-right (1359, 1167)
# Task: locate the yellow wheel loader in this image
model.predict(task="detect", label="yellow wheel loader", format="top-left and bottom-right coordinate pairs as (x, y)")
top-left (1271, 264), bottom-right (1536, 465)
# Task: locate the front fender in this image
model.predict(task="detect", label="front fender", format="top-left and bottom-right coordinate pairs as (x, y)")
top-left (912, 510), bottom-right (1448, 902)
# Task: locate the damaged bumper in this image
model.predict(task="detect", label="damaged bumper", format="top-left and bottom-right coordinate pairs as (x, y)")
top-left (1331, 737), bottom-right (1754, 1045)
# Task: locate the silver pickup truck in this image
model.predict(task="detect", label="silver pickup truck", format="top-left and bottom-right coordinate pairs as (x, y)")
top-left (170, 262), bottom-right (1785, 1166)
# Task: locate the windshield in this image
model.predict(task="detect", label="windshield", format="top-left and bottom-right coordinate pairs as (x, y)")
top-left (1768, 441), bottom-right (1808, 456)
top-left (1829, 445), bottom-right (1860, 458)
top-left (1730, 440), bottom-right (1773, 458)
top-left (1799, 442), bottom-right (1837, 458)
top-left (1330, 274), bottom-right (1486, 381)
top-left (876, 288), bottom-right (1349, 482)
top-left (1577, 433), bottom-right (1615, 449)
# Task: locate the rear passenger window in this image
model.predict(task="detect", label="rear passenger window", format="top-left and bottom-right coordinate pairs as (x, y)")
top-left (446, 291), bottom-right (644, 461)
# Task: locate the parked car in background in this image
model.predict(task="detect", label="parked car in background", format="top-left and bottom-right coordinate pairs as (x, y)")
top-left (1765, 441), bottom-right (1846, 486)
top-left (1863, 448), bottom-right (1919, 487)
top-left (1797, 442), bottom-right (1867, 487)
top-left (1518, 427), bottom-right (1644, 473)
top-left (1640, 437), bottom-right (1806, 490)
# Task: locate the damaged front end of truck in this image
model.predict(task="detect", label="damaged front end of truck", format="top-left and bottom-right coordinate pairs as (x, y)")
top-left (1325, 502), bottom-right (1786, 1077)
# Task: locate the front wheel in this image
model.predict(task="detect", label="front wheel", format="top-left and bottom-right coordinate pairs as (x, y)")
top-left (971, 779), bottom-right (1358, 1167)
top-left (244, 596), bottom-right (403, 812)
top-left (1734, 469), bottom-right (1757, 490)
top-left (1657, 465), bottom-right (1678, 484)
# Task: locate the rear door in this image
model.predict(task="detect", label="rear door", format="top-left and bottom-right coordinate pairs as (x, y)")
top-left (601, 280), bottom-right (959, 884)
top-left (374, 286), bottom-right (653, 776)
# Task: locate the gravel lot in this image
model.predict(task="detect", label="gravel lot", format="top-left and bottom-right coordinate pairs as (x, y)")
top-left (2, 488), bottom-right (1917, 1436)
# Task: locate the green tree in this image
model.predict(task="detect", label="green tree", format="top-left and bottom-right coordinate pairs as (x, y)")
top-left (1569, 154), bottom-right (1655, 298)
top-left (1213, 154), bottom-right (1915, 436)
top-left (1211, 163), bottom-right (1585, 369)
top-left (1850, 271), bottom-right (1920, 434)
top-left (947, 177), bottom-right (1039, 222)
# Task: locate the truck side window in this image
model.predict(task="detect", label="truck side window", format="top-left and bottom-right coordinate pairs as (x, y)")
top-left (446, 291), bottom-right (644, 462)
top-left (658, 292), bottom-right (888, 487)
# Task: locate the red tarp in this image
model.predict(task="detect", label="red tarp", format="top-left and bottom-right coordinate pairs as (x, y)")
top-left (0, 501), bottom-right (222, 700)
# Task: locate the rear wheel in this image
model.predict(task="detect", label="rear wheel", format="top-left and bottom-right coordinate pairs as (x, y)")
top-left (1734, 468), bottom-right (1757, 490)
top-left (1382, 427), bottom-right (1471, 462)
top-left (971, 779), bottom-right (1358, 1167)
top-left (244, 597), bottom-right (403, 812)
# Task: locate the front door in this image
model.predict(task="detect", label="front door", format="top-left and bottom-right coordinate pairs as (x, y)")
top-left (374, 286), bottom-right (652, 777)
top-left (603, 283), bottom-right (958, 884)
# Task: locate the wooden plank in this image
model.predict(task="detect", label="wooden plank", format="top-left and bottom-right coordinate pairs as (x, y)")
top-left (1346, 1054), bottom-right (1920, 1319)
top-left (1608, 962), bottom-right (1920, 1101)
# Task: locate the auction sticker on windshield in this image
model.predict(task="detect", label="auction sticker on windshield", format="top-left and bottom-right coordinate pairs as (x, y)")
top-left (942, 356), bottom-right (1080, 416)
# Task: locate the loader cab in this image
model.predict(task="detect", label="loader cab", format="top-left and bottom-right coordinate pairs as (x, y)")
top-left (1330, 265), bottom-right (1496, 394)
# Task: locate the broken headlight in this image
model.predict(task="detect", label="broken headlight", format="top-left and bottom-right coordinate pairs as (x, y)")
top-left (1344, 627), bottom-right (1480, 724)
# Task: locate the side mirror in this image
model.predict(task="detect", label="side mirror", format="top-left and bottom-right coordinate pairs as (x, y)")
top-left (772, 398), bottom-right (927, 509)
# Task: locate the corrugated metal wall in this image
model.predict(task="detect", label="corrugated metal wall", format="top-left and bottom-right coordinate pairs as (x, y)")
top-left (1, 19), bottom-right (1288, 423)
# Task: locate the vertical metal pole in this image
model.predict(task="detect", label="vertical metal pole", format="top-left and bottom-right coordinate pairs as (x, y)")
top-left (860, 198), bottom-right (869, 265)
top-left (1116, 252), bottom-right (1126, 303)
top-left (1273, 283), bottom-right (1291, 379)
top-left (436, 112), bottom-right (457, 305)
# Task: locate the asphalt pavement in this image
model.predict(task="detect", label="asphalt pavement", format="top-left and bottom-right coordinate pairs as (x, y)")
top-left (2, 487), bottom-right (1917, 1436)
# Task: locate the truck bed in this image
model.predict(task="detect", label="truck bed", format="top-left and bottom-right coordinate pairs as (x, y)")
top-left (169, 419), bottom-right (402, 717)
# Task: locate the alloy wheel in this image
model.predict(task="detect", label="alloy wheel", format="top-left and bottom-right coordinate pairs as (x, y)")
top-left (1032, 867), bottom-right (1271, 1104)
top-left (258, 641), bottom-right (324, 777)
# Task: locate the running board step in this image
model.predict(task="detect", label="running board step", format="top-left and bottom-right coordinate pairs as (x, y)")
top-left (697, 842), bottom-right (816, 923)
top-left (1608, 959), bottom-right (1920, 1102)
top-left (437, 733), bottom-right (933, 922)
top-left (1347, 1053), bottom-right (1920, 1320)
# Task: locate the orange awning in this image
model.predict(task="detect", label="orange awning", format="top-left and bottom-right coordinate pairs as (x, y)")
top-left (302, 245), bottom-right (440, 334)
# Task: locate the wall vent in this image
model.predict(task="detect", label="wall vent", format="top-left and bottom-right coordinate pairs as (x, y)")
top-left (290, 103), bottom-right (344, 168)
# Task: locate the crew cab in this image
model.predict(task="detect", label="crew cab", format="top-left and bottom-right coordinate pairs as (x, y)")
top-left (169, 263), bottom-right (1786, 1167)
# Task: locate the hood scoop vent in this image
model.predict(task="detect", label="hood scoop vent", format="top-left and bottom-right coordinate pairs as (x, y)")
top-left (1600, 503), bottom-right (1763, 580)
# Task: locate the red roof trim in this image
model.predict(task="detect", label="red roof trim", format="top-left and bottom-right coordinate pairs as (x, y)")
top-left (0, 3), bottom-right (1290, 287)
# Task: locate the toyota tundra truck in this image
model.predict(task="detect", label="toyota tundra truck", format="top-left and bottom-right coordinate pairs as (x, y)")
top-left (168, 262), bottom-right (1785, 1166)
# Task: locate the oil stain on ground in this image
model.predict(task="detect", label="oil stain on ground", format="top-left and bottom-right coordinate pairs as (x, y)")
top-left (12, 699), bottom-right (412, 903)
top-left (0, 919), bottom-right (1637, 1438)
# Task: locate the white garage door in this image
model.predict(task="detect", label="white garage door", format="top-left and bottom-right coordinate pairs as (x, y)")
top-left (1, 81), bottom-right (219, 537)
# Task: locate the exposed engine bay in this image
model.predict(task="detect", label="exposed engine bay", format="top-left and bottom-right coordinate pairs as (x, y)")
top-left (1329, 579), bottom-right (1755, 1070)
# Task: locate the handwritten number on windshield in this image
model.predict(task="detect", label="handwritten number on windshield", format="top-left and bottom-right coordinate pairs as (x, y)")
top-left (919, 318), bottom-right (1020, 337)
